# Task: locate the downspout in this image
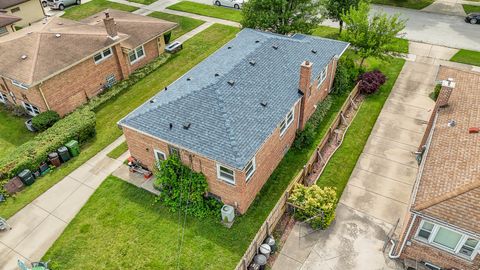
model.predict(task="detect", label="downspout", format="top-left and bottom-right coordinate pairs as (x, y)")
top-left (38, 82), bottom-right (51, 110)
top-left (389, 213), bottom-right (417, 259)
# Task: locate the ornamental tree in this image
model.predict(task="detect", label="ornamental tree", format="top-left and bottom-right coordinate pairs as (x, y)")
top-left (324, 0), bottom-right (361, 34)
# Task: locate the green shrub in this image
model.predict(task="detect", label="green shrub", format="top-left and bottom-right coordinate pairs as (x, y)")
top-left (430, 83), bottom-right (441, 101)
top-left (31, 111), bottom-right (60, 131)
top-left (293, 96), bottom-right (333, 150)
top-left (0, 108), bottom-right (96, 189)
top-left (154, 155), bottom-right (222, 218)
top-left (288, 184), bottom-right (337, 229)
top-left (332, 56), bottom-right (361, 95)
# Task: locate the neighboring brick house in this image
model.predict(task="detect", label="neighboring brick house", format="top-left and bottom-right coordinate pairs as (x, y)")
top-left (0, 0), bottom-right (45, 27)
top-left (0, 9), bottom-right (176, 116)
top-left (391, 66), bottom-right (480, 270)
top-left (119, 29), bottom-right (349, 214)
top-left (0, 13), bottom-right (20, 35)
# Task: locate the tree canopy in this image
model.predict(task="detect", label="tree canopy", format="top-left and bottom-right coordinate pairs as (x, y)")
top-left (324, 0), bottom-right (361, 33)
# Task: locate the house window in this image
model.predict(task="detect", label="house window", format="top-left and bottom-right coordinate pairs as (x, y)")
top-left (154, 149), bottom-right (166, 166)
top-left (93, 48), bottom-right (112, 64)
top-left (317, 66), bottom-right (328, 89)
top-left (105, 74), bottom-right (116, 88)
top-left (416, 220), bottom-right (480, 260)
top-left (128, 45), bottom-right (145, 64)
top-left (279, 107), bottom-right (295, 136)
top-left (424, 263), bottom-right (441, 270)
top-left (0, 27), bottom-right (7, 35)
top-left (0, 92), bottom-right (8, 103)
top-left (245, 157), bottom-right (256, 182)
top-left (169, 145), bottom-right (179, 157)
top-left (217, 164), bottom-right (235, 185)
top-left (11, 7), bottom-right (20, 13)
top-left (11, 80), bottom-right (29, 90)
top-left (22, 101), bottom-right (40, 116)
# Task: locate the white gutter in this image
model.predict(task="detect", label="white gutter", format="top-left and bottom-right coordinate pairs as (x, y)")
top-left (389, 213), bottom-right (417, 259)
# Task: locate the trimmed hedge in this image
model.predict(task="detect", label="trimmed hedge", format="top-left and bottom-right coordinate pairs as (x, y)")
top-left (0, 108), bottom-right (95, 186)
top-left (32, 111), bottom-right (60, 131)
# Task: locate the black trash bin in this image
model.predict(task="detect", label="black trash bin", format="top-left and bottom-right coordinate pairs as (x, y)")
top-left (57, 146), bottom-right (71, 163)
top-left (18, 169), bottom-right (35, 186)
top-left (48, 152), bottom-right (61, 167)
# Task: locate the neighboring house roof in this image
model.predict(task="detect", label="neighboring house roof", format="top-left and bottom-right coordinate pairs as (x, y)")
top-left (0, 10), bottom-right (177, 87)
top-left (412, 66), bottom-right (480, 234)
top-left (81, 9), bottom-right (177, 49)
top-left (119, 29), bottom-right (349, 169)
top-left (0, 13), bottom-right (21, 27)
top-left (0, 0), bottom-right (29, 9)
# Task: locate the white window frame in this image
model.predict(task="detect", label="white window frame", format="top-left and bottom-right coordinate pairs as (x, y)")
top-left (217, 163), bottom-right (235, 185)
top-left (93, 48), bottom-right (113, 64)
top-left (11, 80), bottom-right (29, 90)
top-left (245, 157), bottom-right (256, 182)
top-left (128, 45), bottom-right (146, 64)
top-left (317, 66), bottom-right (328, 90)
top-left (22, 101), bottom-right (40, 116)
top-left (279, 107), bottom-right (295, 136)
top-left (0, 92), bottom-right (8, 104)
top-left (153, 149), bottom-right (166, 166)
top-left (415, 220), bottom-right (480, 260)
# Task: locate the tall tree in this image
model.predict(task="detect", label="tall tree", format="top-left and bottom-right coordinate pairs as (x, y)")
top-left (241, 0), bottom-right (325, 35)
top-left (341, 1), bottom-right (406, 66)
top-left (324, 0), bottom-right (360, 34)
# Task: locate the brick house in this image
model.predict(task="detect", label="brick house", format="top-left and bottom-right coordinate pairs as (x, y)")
top-left (0, 9), bottom-right (176, 116)
top-left (0, 0), bottom-right (45, 27)
top-left (0, 13), bottom-right (21, 36)
top-left (391, 66), bottom-right (480, 270)
top-left (119, 29), bottom-right (349, 214)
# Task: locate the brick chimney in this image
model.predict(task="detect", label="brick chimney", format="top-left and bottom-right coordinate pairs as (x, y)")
top-left (298, 61), bottom-right (312, 130)
top-left (103, 12), bottom-right (118, 39)
top-left (437, 78), bottom-right (455, 107)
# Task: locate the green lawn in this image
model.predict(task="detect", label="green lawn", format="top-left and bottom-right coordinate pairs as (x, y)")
top-left (107, 142), bottom-right (128, 159)
top-left (126, 0), bottom-right (155, 4)
top-left (167, 1), bottom-right (242, 23)
top-left (61, 0), bottom-right (138, 21)
top-left (312, 25), bottom-right (409, 54)
top-left (317, 53), bottom-right (406, 196)
top-left (0, 24), bottom-right (239, 219)
top-left (371, 0), bottom-right (434, 9)
top-left (450, 49), bottom-right (480, 67)
top-left (463, 4), bottom-right (480, 14)
top-left (149, 12), bottom-right (205, 41)
top-left (0, 106), bottom-right (35, 160)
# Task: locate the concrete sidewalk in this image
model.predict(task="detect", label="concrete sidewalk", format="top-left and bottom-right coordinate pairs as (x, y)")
top-left (0, 136), bottom-right (125, 270)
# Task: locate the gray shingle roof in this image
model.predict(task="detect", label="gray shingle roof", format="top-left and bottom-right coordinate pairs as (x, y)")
top-left (119, 28), bottom-right (349, 169)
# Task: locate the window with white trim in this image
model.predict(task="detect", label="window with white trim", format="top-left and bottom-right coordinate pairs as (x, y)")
top-left (93, 48), bottom-right (112, 64)
top-left (279, 107), bottom-right (295, 136)
top-left (22, 101), bottom-right (40, 116)
top-left (154, 149), bottom-right (166, 166)
top-left (128, 45), bottom-right (145, 64)
top-left (217, 164), bottom-right (235, 185)
top-left (0, 92), bottom-right (8, 103)
top-left (416, 220), bottom-right (480, 260)
top-left (11, 80), bottom-right (29, 90)
top-left (317, 66), bottom-right (328, 90)
top-left (245, 157), bottom-right (256, 182)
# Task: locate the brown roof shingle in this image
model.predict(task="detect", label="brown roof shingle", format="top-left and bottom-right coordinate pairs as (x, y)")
top-left (413, 66), bottom-right (480, 233)
top-left (0, 0), bottom-right (29, 9)
top-left (0, 13), bottom-right (20, 27)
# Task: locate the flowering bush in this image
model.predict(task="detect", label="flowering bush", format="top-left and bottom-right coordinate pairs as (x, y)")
top-left (288, 184), bottom-right (337, 229)
top-left (358, 70), bottom-right (386, 94)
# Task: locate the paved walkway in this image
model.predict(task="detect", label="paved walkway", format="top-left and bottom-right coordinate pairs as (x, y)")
top-left (423, 0), bottom-right (480, 16)
top-left (0, 136), bottom-right (125, 270)
top-left (272, 42), bottom-right (473, 270)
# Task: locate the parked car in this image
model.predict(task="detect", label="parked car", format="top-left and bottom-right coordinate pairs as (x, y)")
top-left (47, 0), bottom-right (80, 10)
top-left (213, 0), bottom-right (243, 9)
top-left (465, 13), bottom-right (480, 24)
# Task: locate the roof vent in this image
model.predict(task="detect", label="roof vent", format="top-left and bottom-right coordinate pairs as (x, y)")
top-left (272, 45), bottom-right (278, 50)
top-left (448, 120), bottom-right (456, 127)
top-left (164, 86), bottom-right (168, 91)
top-left (55, 33), bottom-right (61, 38)
top-left (149, 98), bottom-right (156, 103)
top-left (255, 40), bottom-right (260, 43)
top-left (20, 55), bottom-right (28, 60)
top-left (260, 102), bottom-right (267, 107)
top-left (227, 46), bottom-right (232, 49)
top-left (186, 77), bottom-right (191, 81)
top-left (249, 60), bottom-right (256, 66)
top-left (183, 123), bottom-right (191, 130)
top-left (169, 123), bottom-right (173, 130)
top-left (227, 80), bottom-right (235, 86)
top-left (214, 73), bottom-right (220, 77)
top-left (311, 49), bottom-right (317, 54)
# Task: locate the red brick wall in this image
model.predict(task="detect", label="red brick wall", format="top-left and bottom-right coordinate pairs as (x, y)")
top-left (0, 77), bottom-right (48, 114)
top-left (125, 39), bottom-right (160, 73)
top-left (400, 216), bottom-right (480, 270)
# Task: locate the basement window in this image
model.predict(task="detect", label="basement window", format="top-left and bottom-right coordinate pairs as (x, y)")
top-left (11, 7), bottom-right (20, 13)
top-left (22, 101), bottom-right (40, 116)
top-left (245, 157), bottom-right (256, 182)
top-left (129, 45), bottom-right (145, 64)
top-left (94, 48), bottom-right (113, 64)
top-left (279, 107), bottom-right (295, 136)
top-left (217, 164), bottom-right (235, 185)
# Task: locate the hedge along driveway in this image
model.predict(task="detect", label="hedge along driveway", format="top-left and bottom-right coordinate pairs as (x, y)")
top-left (0, 24), bottom-right (240, 219)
